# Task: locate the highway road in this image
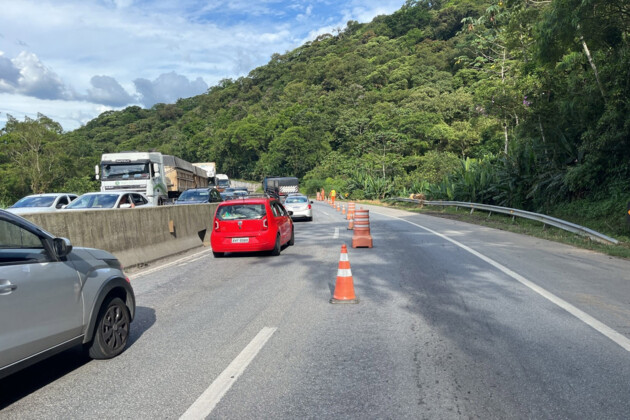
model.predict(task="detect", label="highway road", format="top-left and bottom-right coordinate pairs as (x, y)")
top-left (2, 201), bottom-right (630, 419)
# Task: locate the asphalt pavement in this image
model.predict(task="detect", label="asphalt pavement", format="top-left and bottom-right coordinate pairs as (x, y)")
top-left (2, 200), bottom-right (630, 419)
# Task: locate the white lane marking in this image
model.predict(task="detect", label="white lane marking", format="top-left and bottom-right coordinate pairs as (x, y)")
top-left (180, 327), bottom-right (277, 419)
top-left (374, 211), bottom-right (630, 352)
top-left (333, 227), bottom-right (339, 239)
top-left (130, 248), bottom-right (213, 279)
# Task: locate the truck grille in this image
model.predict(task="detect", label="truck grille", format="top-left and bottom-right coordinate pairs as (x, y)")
top-left (104, 184), bottom-right (145, 190)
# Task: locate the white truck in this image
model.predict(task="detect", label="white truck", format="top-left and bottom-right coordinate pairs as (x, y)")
top-left (192, 162), bottom-right (217, 186)
top-left (95, 152), bottom-right (170, 206)
top-left (215, 174), bottom-right (230, 191)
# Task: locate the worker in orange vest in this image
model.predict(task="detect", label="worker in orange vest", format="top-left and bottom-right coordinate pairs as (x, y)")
top-left (330, 189), bottom-right (336, 205)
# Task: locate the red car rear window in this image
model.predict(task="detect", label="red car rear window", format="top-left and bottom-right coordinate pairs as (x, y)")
top-left (216, 204), bottom-right (266, 220)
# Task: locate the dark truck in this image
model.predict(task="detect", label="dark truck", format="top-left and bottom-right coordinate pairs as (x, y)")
top-left (262, 177), bottom-right (299, 201)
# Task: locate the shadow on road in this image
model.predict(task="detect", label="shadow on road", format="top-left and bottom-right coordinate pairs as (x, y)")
top-left (0, 306), bottom-right (156, 410)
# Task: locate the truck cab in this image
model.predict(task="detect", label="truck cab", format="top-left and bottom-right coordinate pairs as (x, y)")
top-left (215, 174), bottom-right (230, 191)
top-left (96, 152), bottom-right (168, 206)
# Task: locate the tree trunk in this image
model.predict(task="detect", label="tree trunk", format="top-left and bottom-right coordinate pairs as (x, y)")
top-left (578, 27), bottom-right (606, 103)
top-left (538, 116), bottom-right (546, 144)
top-left (503, 121), bottom-right (509, 155)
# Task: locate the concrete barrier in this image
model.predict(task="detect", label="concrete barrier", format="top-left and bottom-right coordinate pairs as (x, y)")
top-left (20, 204), bottom-right (219, 268)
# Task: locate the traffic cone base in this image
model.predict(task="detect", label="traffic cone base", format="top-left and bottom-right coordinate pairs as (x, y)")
top-left (330, 244), bottom-right (359, 304)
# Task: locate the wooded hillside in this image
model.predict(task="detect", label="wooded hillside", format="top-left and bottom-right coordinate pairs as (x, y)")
top-left (2, 0), bottom-right (629, 232)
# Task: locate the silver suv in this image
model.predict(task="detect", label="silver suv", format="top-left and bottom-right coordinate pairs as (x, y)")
top-left (0, 209), bottom-right (135, 379)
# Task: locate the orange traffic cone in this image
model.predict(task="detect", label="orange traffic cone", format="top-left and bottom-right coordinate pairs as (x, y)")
top-left (330, 244), bottom-right (359, 304)
top-left (342, 204), bottom-right (346, 215)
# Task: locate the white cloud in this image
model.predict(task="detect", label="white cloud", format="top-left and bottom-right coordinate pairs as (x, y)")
top-left (297, 4), bottom-right (313, 22)
top-left (85, 75), bottom-right (135, 107)
top-left (0, 54), bottom-right (20, 88)
top-left (0, 0), bottom-right (407, 130)
top-left (0, 92), bottom-right (115, 131)
top-left (0, 51), bottom-right (70, 100)
top-left (134, 72), bottom-right (208, 107)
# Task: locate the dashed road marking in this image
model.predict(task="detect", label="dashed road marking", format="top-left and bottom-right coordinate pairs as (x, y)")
top-left (180, 327), bottom-right (277, 419)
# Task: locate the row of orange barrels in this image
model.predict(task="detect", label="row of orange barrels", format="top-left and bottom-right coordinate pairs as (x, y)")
top-left (319, 197), bottom-right (373, 248)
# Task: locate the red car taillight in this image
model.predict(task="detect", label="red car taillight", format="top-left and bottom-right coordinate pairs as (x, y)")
top-left (262, 217), bottom-right (268, 230)
top-left (214, 220), bottom-right (220, 230)
top-left (308, 204), bottom-right (312, 209)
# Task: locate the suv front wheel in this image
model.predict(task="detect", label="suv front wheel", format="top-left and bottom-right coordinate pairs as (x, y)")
top-left (88, 297), bottom-right (131, 359)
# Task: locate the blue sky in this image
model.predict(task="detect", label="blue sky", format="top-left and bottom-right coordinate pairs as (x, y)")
top-left (0, 0), bottom-right (406, 131)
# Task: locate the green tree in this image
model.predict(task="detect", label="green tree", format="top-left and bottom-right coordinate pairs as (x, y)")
top-left (1, 114), bottom-right (67, 195)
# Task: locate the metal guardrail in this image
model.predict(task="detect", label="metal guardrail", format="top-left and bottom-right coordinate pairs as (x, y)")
top-left (388, 198), bottom-right (619, 245)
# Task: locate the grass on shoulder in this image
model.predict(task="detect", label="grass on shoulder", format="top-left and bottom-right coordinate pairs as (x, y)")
top-left (380, 200), bottom-right (630, 260)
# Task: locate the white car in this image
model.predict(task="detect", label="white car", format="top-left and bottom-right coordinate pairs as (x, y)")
top-left (283, 195), bottom-right (313, 221)
top-left (64, 191), bottom-right (151, 210)
top-left (7, 193), bottom-right (78, 215)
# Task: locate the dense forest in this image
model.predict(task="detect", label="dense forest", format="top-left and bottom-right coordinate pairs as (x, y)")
top-left (2, 0), bottom-right (629, 232)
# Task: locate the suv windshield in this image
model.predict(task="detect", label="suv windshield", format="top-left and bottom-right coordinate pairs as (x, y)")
top-left (217, 204), bottom-right (266, 220)
top-left (10, 196), bottom-right (56, 208)
top-left (179, 190), bottom-right (208, 202)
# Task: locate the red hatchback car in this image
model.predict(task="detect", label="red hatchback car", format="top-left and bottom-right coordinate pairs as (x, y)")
top-left (210, 197), bottom-right (294, 257)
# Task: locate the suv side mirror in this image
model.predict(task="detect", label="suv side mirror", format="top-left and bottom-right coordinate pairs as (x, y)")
top-left (53, 237), bottom-right (73, 259)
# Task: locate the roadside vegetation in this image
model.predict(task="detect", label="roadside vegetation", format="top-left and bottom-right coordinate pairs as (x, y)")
top-left (2, 0), bottom-right (629, 244)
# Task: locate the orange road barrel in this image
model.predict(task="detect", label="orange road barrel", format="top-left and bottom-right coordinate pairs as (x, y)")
top-left (352, 209), bottom-right (373, 248)
top-left (347, 202), bottom-right (355, 220)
